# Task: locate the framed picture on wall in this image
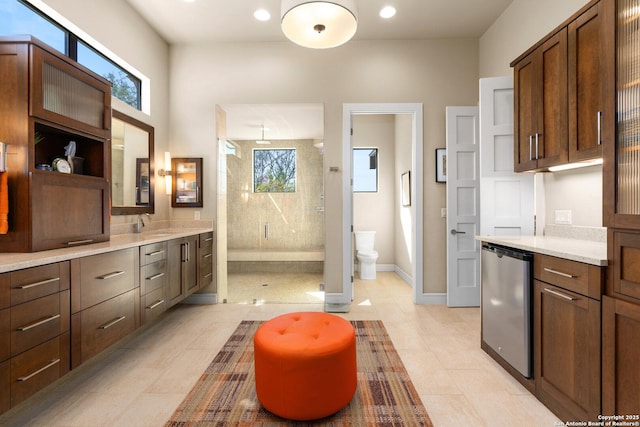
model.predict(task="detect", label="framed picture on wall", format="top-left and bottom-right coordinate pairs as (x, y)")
top-left (436, 148), bottom-right (447, 183)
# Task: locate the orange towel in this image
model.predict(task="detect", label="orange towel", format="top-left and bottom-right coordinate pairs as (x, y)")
top-left (0, 171), bottom-right (8, 234)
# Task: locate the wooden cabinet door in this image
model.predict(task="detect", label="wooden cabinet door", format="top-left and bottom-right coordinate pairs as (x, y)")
top-left (602, 296), bottom-right (640, 415)
top-left (184, 235), bottom-right (199, 295)
top-left (536, 29), bottom-right (569, 170)
top-left (534, 280), bottom-right (601, 421)
top-left (611, 231), bottom-right (640, 301)
top-left (513, 29), bottom-right (568, 171)
top-left (568, 3), bottom-right (603, 162)
top-left (514, 53), bottom-right (538, 172)
top-left (167, 238), bottom-right (185, 307)
top-left (29, 46), bottom-right (111, 139)
top-left (30, 172), bottom-right (109, 251)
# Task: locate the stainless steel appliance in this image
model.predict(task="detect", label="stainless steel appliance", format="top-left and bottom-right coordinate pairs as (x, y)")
top-left (481, 242), bottom-right (533, 378)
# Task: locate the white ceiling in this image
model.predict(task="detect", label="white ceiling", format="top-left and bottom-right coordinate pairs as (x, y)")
top-left (125, 0), bottom-right (514, 141)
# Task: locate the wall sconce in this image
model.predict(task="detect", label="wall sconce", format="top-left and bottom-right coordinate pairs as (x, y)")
top-left (157, 151), bottom-right (172, 195)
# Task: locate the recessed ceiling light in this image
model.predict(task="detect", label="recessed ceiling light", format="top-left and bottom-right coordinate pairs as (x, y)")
top-left (379, 5), bottom-right (396, 19)
top-left (183, 0), bottom-right (196, 3)
top-left (254, 8), bottom-right (271, 21)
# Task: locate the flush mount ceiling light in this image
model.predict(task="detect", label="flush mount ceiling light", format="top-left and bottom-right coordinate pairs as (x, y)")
top-left (281, 0), bottom-right (358, 49)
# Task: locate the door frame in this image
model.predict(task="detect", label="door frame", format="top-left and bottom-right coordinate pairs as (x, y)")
top-left (341, 103), bottom-right (424, 304)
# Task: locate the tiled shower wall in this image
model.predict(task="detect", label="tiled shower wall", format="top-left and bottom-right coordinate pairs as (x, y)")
top-left (227, 139), bottom-right (324, 250)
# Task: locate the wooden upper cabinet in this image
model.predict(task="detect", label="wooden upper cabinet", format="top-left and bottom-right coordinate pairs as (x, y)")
top-left (513, 29), bottom-right (568, 172)
top-left (0, 36), bottom-right (111, 252)
top-left (602, 0), bottom-right (640, 229)
top-left (29, 45), bottom-right (111, 139)
top-left (568, 3), bottom-right (604, 162)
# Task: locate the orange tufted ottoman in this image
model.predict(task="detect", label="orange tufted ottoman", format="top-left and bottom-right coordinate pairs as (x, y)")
top-left (253, 312), bottom-right (357, 421)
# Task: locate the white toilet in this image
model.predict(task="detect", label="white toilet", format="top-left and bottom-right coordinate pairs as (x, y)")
top-left (355, 231), bottom-right (378, 280)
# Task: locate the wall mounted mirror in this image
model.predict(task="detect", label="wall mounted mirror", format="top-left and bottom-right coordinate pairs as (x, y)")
top-left (111, 110), bottom-right (155, 215)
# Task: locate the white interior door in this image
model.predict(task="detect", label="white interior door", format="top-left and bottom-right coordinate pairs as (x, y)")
top-left (479, 77), bottom-right (534, 236)
top-left (446, 106), bottom-right (480, 307)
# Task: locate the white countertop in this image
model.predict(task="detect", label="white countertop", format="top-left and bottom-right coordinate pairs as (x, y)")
top-left (476, 235), bottom-right (607, 266)
top-left (0, 227), bottom-right (214, 273)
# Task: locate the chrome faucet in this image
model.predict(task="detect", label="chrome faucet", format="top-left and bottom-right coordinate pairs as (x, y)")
top-left (134, 214), bottom-right (150, 233)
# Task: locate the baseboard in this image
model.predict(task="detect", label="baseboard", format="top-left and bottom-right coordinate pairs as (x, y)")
top-left (415, 293), bottom-right (446, 305)
top-left (394, 266), bottom-right (413, 286)
top-left (183, 293), bottom-right (218, 305)
top-left (324, 292), bottom-right (350, 305)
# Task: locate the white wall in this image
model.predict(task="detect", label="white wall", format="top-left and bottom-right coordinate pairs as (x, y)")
top-left (479, 0), bottom-right (603, 228)
top-left (170, 39), bottom-right (479, 295)
top-left (394, 115), bottom-right (413, 277)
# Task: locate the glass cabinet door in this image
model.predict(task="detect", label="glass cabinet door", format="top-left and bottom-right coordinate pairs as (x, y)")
top-left (171, 157), bottom-right (203, 207)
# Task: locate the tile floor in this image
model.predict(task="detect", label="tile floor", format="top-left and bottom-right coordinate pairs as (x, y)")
top-left (0, 272), bottom-right (561, 426)
top-left (226, 272), bottom-right (324, 304)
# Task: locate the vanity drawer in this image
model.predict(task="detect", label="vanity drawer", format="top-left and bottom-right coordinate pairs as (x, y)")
top-left (141, 287), bottom-right (166, 324)
top-left (140, 242), bottom-right (167, 266)
top-left (140, 259), bottom-right (166, 296)
top-left (10, 262), bottom-right (70, 306)
top-left (75, 248), bottom-right (136, 311)
top-left (11, 333), bottom-right (70, 408)
top-left (10, 291), bottom-right (69, 357)
top-left (199, 232), bottom-right (214, 251)
top-left (75, 289), bottom-right (136, 365)
top-left (534, 253), bottom-right (602, 299)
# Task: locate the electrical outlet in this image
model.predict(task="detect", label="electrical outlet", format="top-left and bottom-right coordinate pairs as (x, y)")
top-left (194, 211), bottom-right (201, 220)
top-left (441, 208), bottom-right (447, 218)
top-left (555, 210), bottom-right (572, 225)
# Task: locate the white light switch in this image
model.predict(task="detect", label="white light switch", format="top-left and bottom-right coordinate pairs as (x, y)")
top-left (555, 210), bottom-right (572, 225)
top-left (194, 211), bottom-right (201, 220)
top-left (441, 208), bottom-right (447, 218)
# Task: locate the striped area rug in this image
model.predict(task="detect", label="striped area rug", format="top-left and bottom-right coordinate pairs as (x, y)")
top-left (165, 319), bottom-right (433, 426)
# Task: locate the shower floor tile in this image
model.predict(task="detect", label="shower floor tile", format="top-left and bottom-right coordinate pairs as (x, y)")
top-left (226, 272), bottom-right (324, 304)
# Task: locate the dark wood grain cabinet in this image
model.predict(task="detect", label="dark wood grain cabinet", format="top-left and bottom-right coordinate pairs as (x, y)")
top-left (167, 235), bottom-right (198, 307)
top-left (601, 0), bottom-right (640, 413)
top-left (0, 36), bottom-right (111, 252)
top-left (0, 262), bottom-right (71, 411)
top-left (533, 254), bottom-right (602, 422)
top-left (512, 1), bottom-right (604, 172)
top-left (513, 29), bottom-right (568, 172)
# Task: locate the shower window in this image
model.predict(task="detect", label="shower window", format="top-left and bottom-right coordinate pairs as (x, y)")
top-left (353, 148), bottom-right (378, 192)
top-left (253, 148), bottom-right (297, 192)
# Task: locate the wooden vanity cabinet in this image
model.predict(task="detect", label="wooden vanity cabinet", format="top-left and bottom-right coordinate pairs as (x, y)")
top-left (140, 242), bottom-right (168, 324)
top-left (70, 249), bottom-right (139, 368)
top-left (0, 262), bottom-right (70, 410)
top-left (533, 254), bottom-right (602, 422)
top-left (198, 232), bottom-right (214, 289)
top-left (167, 235), bottom-right (198, 307)
top-left (0, 36), bottom-right (111, 252)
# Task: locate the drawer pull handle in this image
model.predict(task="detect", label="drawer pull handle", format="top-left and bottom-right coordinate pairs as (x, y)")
top-left (14, 277), bottom-right (59, 290)
top-left (67, 239), bottom-right (94, 246)
top-left (99, 316), bottom-right (126, 330)
top-left (543, 268), bottom-right (576, 279)
top-left (203, 253), bottom-right (213, 259)
top-left (203, 272), bottom-right (213, 279)
top-left (17, 359), bottom-right (60, 382)
top-left (204, 237), bottom-right (213, 242)
top-left (17, 314), bottom-right (61, 332)
top-left (147, 250), bottom-right (165, 257)
top-left (147, 299), bottom-right (165, 310)
top-left (147, 272), bottom-right (165, 281)
top-left (544, 287), bottom-right (577, 301)
top-left (98, 271), bottom-right (125, 280)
